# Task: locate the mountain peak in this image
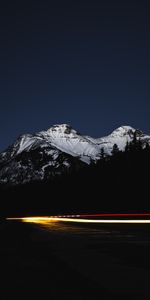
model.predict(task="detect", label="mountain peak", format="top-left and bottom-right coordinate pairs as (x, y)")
top-left (46, 124), bottom-right (77, 135)
top-left (110, 125), bottom-right (136, 137)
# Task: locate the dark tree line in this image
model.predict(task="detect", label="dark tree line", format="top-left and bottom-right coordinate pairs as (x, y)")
top-left (1, 135), bottom-right (150, 217)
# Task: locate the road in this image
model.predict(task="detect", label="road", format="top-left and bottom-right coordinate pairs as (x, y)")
top-left (1, 219), bottom-right (150, 299)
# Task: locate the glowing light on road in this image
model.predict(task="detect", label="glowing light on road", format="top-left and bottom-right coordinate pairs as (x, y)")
top-left (6, 217), bottom-right (150, 224)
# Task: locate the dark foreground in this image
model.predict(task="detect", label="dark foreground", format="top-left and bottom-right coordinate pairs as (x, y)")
top-left (1, 220), bottom-right (150, 300)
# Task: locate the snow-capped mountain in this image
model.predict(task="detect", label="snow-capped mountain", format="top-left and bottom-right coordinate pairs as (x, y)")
top-left (0, 124), bottom-right (149, 185)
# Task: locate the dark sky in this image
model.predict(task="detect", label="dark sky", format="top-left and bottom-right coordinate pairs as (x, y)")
top-left (0, 0), bottom-right (150, 151)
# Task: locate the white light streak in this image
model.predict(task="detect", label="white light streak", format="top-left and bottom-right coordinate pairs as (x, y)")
top-left (6, 217), bottom-right (150, 224)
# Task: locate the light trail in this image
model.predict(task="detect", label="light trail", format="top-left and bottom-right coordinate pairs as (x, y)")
top-left (6, 217), bottom-right (150, 224)
top-left (79, 213), bottom-right (150, 217)
top-left (6, 213), bottom-right (150, 220)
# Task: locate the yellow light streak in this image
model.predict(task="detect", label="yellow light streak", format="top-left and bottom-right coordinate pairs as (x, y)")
top-left (6, 217), bottom-right (150, 224)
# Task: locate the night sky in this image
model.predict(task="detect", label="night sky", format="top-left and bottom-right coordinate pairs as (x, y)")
top-left (0, 0), bottom-right (150, 151)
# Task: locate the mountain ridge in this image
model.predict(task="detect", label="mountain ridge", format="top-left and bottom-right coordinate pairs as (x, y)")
top-left (0, 124), bottom-right (150, 185)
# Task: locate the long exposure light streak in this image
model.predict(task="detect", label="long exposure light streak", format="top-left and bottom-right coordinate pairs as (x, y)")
top-left (6, 216), bottom-right (150, 224)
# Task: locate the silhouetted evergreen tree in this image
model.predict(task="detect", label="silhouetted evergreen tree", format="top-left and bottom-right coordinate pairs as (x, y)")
top-left (125, 141), bottom-right (129, 152)
top-left (137, 139), bottom-right (143, 151)
top-left (145, 142), bottom-right (150, 152)
top-left (111, 143), bottom-right (120, 156)
top-left (133, 131), bottom-right (137, 144)
top-left (100, 147), bottom-right (105, 159)
top-left (128, 131), bottom-right (142, 152)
